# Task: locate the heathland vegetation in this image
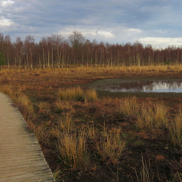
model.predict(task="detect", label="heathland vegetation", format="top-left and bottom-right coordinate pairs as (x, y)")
top-left (0, 66), bottom-right (182, 181)
top-left (1, 33), bottom-right (182, 181)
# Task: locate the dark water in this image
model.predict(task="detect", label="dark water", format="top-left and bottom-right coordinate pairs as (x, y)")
top-left (89, 79), bottom-right (182, 93)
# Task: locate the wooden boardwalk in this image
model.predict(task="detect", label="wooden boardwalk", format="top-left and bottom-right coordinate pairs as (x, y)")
top-left (0, 93), bottom-right (55, 182)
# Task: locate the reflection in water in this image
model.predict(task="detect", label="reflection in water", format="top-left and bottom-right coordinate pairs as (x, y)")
top-left (95, 80), bottom-right (182, 93)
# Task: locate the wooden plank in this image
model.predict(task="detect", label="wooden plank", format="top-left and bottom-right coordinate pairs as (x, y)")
top-left (0, 93), bottom-right (55, 182)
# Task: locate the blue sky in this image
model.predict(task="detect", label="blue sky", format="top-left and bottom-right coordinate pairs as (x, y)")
top-left (0, 0), bottom-right (182, 48)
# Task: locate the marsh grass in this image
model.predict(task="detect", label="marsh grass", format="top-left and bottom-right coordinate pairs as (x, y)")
top-left (85, 89), bottom-right (98, 102)
top-left (172, 172), bottom-right (182, 182)
top-left (58, 113), bottom-right (74, 133)
top-left (58, 86), bottom-right (97, 102)
top-left (131, 157), bottom-right (182, 182)
top-left (170, 158), bottom-right (182, 175)
top-left (14, 94), bottom-right (34, 120)
top-left (136, 102), bottom-right (168, 130)
top-left (55, 100), bottom-right (74, 113)
top-left (49, 127), bottom-right (60, 140)
top-left (58, 86), bottom-right (84, 101)
top-left (34, 124), bottom-right (49, 146)
top-left (87, 124), bottom-right (96, 139)
top-left (118, 97), bottom-right (139, 117)
top-left (0, 85), bottom-right (34, 120)
top-left (0, 85), bottom-right (14, 96)
top-left (168, 109), bottom-right (182, 146)
top-left (58, 131), bottom-right (89, 169)
top-left (2, 66), bottom-right (182, 181)
top-left (37, 102), bottom-right (51, 115)
top-left (131, 156), bottom-right (157, 182)
top-left (90, 125), bottom-right (125, 165)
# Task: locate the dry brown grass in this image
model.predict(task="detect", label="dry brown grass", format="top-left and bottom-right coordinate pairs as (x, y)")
top-left (136, 102), bottom-right (168, 130)
top-left (37, 102), bottom-right (51, 115)
top-left (88, 125), bottom-right (125, 165)
top-left (168, 109), bottom-right (182, 146)
top-left (58, 113), bottom-right (74, 133)
top-left (12, 93), bottom-right (34, 121)
top-left (117, 97), bottom-right (139, 117)
top-left (85, 89), bottom-right (98, 102)
top-left (58, 131), bottom-right (89, 169)
top-left (55, 100), bottom-right (74, 113)
top-left (58, 86), bottom-right (97, 102)
top-left (0, 85), bottom-right (14, 96)
top-left (172, 173), bottom-right (182, 182)
top-left (34, 124), bottom-right (50, 146)
top-left (132, 157), bottom-right (153, 182)
top-left (58, 86), bottom-right (84, 101)
top-left (0, 85), bottom-right (34, 120)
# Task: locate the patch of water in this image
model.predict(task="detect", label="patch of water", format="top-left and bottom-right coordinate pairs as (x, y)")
top-left (90, 79), bottom-right (182, 93)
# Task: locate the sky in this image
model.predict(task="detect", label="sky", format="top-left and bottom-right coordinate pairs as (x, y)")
top-left (0, 0), bottom-right (182, 48)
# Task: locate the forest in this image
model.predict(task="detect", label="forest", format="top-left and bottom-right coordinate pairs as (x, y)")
top-left (0, 31), bottom-right (182, 69)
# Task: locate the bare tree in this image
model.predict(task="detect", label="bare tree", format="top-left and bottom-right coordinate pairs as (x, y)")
top-left (68, 31), bottom-right (86, 65)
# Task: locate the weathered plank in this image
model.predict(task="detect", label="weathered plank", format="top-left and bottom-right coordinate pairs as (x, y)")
top-left (0, 92), bottom-right (55, 182)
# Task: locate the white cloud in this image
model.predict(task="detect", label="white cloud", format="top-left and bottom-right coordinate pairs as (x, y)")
top-left (1, 0), bottom-right (14, 7)
top-left (128, 28), bottom-right (142, 33)
top-left (58, 26), bottom-right (115, 40)
top-left (0, 16), bottom-right (14, 26)
top-left (139, 37), bottom-right (182, 48)
top-left (58, 27), bottom-right (96, 37)
top-left (97, 30), bottom-right (115, 38)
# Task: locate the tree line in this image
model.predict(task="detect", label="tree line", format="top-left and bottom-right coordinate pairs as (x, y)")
top-left (0, 31), bottom-right (182, 69)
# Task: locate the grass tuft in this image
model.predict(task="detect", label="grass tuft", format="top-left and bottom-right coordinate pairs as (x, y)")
top-left (58, 86), bottom-right (97, 102)
top-left (58, 86), bottom-right (84, 101)
top-left (168, 109), bottom-right (182, 146)
top-left (136, 102), bottom-right (168, 129)
top-left (118, 97), bottom-right (139, 117)
top-left (90, 125), bottom-right (125, 165)
top-left (58, 131), bottom-right (89, 169)
top-left (85, 89), bottom-right (98, 102)
top-left (55, 100), bottom-right (74, 113)
top-left (58, 113), bottom-right (74, 133)
top-left (37, 102), bottom-right (50, 115)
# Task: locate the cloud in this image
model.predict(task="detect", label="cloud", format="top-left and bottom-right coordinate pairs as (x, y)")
top-left (58, 26), bottom-right (115, 41)
top-left (97, 30), bottom-right (115, 38)
top-left (0, 0), bottom-right (181, 48)
top-left (138, 37), bottom-right (182, 48)
top-left (1, 0), bottom-right (14, 7)
top-left (0, 16), bottom-right (14, 26)
top-left (128, 28), bottom-right (142, 33)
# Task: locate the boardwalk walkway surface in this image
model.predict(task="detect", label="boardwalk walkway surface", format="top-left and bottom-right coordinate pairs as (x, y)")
top-left (0, 92), bottom-right (55, 182)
